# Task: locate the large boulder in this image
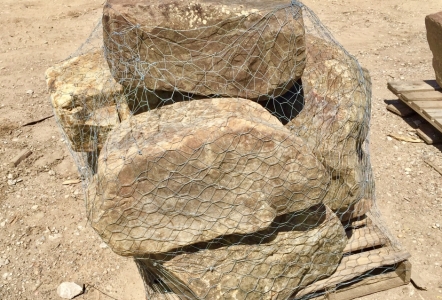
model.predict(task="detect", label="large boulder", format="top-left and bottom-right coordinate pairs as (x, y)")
top-left (102, 0), bottom-right (306, 100)
top-left (137, 205), bottom-right (347, 300)
top-left (45, 50), bottom-right (130, 152)
top-left (426, 11), bottom-right (442, 87)
top-left (87, 98), bottom-right (329, 256)
top-left (286, 35), bottom-right (373, 218)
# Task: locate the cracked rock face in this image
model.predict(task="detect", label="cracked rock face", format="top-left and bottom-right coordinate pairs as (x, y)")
top-left (102, 0), bottom-right (306, 100)
top-left (87, 98), bottom-right (330, 256)
top-left (45, 50), bottom-right (124, 152)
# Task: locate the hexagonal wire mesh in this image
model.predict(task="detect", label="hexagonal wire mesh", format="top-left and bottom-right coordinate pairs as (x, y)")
top-left (45, 0), bottom-right (406, 299)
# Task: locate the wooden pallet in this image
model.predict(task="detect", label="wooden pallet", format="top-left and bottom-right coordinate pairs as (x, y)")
top-left (388, 80), bottom-right (442, 139)
top-left (291, 213), bottom-right (411, 300)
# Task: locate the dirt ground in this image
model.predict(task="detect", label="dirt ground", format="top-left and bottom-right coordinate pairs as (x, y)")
top-left (0, 0), bottom-right (442, 299)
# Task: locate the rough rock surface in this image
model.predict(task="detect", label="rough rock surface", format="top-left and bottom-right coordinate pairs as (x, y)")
top-left (426, 11), bottom-right (442, 87)
top-left (138, 205), bottom-right (347, 300)
top-left (45, 50), bottom-right (129, 152)
top-left (102, 0), bottom-right (306, 99)
top-left (87, 98), bottom-right (329, 256)
top-left (286, 35), bottom-right (373, 217)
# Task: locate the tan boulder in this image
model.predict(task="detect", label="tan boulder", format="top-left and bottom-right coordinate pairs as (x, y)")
top-left (45, 50), bottom-right (130, 152)
top-left (286, 35), bottom-right (373, 218)
top-left (102, 0), bottom-right (306, 99)
top-left (137, 205), bottom-right (347, 300)
top-left (87, 98), bottom-right (329, 256)
top-left (426, 11), bottom-right (442, 87)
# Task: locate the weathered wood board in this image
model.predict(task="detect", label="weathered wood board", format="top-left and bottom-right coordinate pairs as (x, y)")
top-left (388, 80), bottom-right (442, 135)
top-left (291, 213), bottom-right (411, 300)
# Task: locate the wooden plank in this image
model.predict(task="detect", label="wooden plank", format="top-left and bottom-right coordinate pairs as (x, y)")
top-left (398, 98), bottom-right (442, 134)
top-left (9, 149), bottom-right (32, 167)
top-left (435, 117), bottom-right (442, 129)
top-left (386, 101), bottom-right (415, 117)
top-left (309, 261), bottom-right (411, 300)
top-left (416, 123), bottom-right (442, 144)
top-left (387, 80), bottom-right (441, 95)
top-left (423, 111), bottom-right (442, 120)
top-left (344, 227), bottom-right (386, 253)
top-left (426, 108), bottom-right (442, 114)
top-left (410, 101), bottom-right (442, 109)
top-left (294, 248), bottom-right (411, 298)
top-left (401, 90), bottom-right (442, 102)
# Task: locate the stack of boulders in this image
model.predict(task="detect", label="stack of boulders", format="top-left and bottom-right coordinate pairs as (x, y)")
top-left (426, 11), bottom-right (442, 87)
top-left (46, 0), bottom-right (374, 299)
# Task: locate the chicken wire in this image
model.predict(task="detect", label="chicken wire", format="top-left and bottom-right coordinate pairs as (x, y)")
top-left (45, 0), bottom-right (408, 299)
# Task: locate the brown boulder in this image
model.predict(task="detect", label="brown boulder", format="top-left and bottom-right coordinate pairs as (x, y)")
top-left (45, 50), bottom-right (130, 152)
top-left (138, 205), bottom-right (347, 300)
top-left (426, 11), bottom-right (442, 87)
top-left (286, 35), bottom-right (373, 218)
top-left (102, 0), bottom-right (306, 99)
top-left (87, 98), bottom-right (329, 256)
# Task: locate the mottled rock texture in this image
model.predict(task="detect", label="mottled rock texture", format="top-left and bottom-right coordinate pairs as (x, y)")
top-left (138, 205), bottom-right (347, 300)
top-left (286, 35), bottom-right (374, 218)
top-left (102, 0), bottom-right (306, 99)
top-left (45, 50), bottom-right (129, 152)
top-left (87, 98), bottom-right (329, 255)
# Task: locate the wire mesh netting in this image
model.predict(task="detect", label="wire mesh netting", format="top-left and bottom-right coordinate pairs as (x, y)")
top-left (45, 0), bottom-right (409, 299)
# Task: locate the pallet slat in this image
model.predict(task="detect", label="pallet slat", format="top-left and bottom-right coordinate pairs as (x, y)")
top-left (310, 261), bottom-right (411, 300)
top-left (388, 80), bottom-right (442, 135)
top-left (293, 248), bottom-right (411, 298)
top-left (398, 97), bottom-right (442, 133)
top-left (386, 101), bottom-right (415, 117)
top-left (402, 99), bottom-right (442, 109)
top-left (292, 211), bottom-right (411, 300)
top-left (423, 110), bottom-right (442, 120)
top-left (387, 80), bottom-right (440, 95)
top-left (401, 91), bottom-right (442, 102)
top-left (416, 123), bottom-right (442, 144)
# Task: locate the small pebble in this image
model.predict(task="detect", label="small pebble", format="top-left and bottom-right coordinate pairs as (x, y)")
top-left (35, 236), bottom-right (45, 246)
top-left (48, 233), bottom-right (63, 241)
top-left (57, 282), bottom-right (83, 299)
